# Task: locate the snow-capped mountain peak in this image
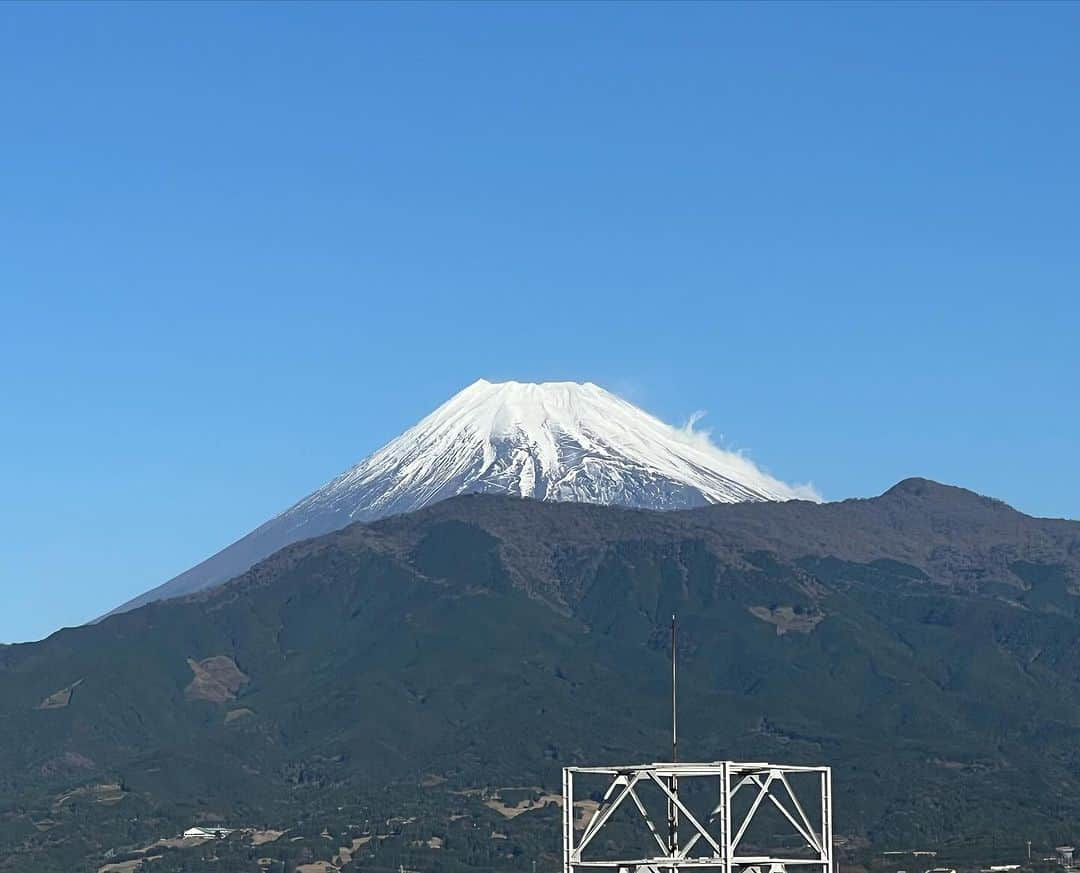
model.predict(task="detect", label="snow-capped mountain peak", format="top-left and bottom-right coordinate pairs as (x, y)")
top-left (111, 379), bottom-right (816, 615)
top-left (313, 379), bottom-right (808, 512)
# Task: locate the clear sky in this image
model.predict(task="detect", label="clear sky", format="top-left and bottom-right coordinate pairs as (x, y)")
top-left (2, 1), bottom-right (1078, 643)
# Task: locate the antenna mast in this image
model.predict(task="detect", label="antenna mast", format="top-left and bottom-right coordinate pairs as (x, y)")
top-left (672, 613), bottom-right (678, 764)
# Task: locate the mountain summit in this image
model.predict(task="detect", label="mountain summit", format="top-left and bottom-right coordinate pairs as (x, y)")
top-left (112, 379), bottom-right (814, 614)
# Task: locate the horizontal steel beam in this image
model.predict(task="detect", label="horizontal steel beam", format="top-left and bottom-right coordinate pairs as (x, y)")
top-left (568, 859), bottom-right (829, 868)
top-left (565, 762), bottom-right (828, 776)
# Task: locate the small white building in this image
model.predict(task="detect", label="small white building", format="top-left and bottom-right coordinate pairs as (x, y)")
top-left (184, 826), bottom-right (234, 840)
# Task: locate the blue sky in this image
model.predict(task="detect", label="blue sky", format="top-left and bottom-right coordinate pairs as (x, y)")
top-left (2, 1), bottom-right (1078, 642)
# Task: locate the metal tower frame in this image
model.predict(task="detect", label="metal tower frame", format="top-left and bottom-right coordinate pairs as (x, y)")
top-left (562, 761), bottom-right (833, 873)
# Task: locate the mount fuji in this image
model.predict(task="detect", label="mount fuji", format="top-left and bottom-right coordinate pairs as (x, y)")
top-left (111, 379), bottom-right (816, 615)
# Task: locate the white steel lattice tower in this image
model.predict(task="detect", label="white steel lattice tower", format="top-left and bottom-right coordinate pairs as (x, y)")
top-left (563, 618), bottom-right (833, 873)
top-left (562, 761), bottom-right (833, 873)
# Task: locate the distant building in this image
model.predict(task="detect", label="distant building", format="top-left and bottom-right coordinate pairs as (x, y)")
top-left (1058, 848), bottom-right (1076, 866)
top-left (184, 826), bottom-right (234, 840)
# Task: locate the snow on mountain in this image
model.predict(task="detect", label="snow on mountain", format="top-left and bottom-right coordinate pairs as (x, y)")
top-left (110, 379), bottom-right (817, 615)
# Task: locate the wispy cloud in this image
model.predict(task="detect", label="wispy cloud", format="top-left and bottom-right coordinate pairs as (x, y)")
top-left (677, 409), bottom-right (822, 502)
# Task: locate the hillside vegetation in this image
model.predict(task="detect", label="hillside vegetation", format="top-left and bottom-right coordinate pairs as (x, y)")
top-left (3, 479), bottom-right (1080, 870)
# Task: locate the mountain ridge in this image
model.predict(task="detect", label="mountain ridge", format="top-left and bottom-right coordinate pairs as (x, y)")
top-left (110, 379), bottom-right (815, 616)
top-left (113, 477), bottom-right (1079, 625)
top-left (6, 480), bottom-right (1080, 869)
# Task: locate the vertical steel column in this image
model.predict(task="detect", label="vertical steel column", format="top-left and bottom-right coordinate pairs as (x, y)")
top-left (819, 768), bottom-right (833, 873)
top-left (563, 768), bottom-right (574, 873)
top-left (669, 615), bottom-right (679, 864)
top-left (721, 762), bottom-right (732, 873)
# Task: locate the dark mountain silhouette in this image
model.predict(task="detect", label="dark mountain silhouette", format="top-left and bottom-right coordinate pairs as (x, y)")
top-left (3, 480), bottom-right (1079, 870)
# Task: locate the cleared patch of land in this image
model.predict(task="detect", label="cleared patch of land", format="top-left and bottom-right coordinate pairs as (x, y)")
top-left (98, 862), bottom-right (143, 873)
top-left (37, 679), bottom-right (83, 710)
top-left (98, 856), bottom-right (161, 873)
top-left (184, 655), bottom-right (249, 703)
top-left (575, 799), bottom-right (599, 828)
top-left (748, 605), bottom-right (824, 635)
top-left (335, 834), bottom-right (373, 865)
top-left (54, 782), bottom-right (125, 809)
top-left (251, 828), bottom-right (286, 846)
top-left (485, 793), bottom-right (561, 818)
